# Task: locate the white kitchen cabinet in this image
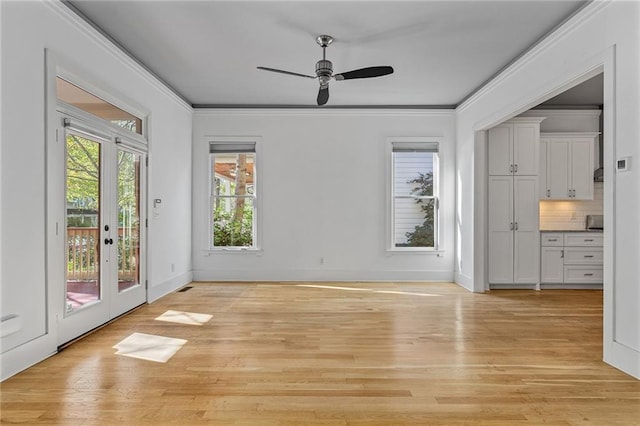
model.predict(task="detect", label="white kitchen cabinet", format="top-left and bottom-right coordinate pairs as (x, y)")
top-left (488, 175), bottom-right (539, 286)
top-left (540, 231), bottom-right (603, 288)
top-left (487, 118), bottom-right (544, 288)
top-left (488, 118), bottom-right (545, 176)
top-left (541, 247), bottom-right (564, 283)
top-left (539, 132), bottom-right (598, 200)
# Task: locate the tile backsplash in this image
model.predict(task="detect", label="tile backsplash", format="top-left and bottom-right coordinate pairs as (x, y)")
top-left (539, 182), bottom-right (604, 230)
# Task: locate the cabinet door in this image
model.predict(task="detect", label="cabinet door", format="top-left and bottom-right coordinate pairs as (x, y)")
top-left (488, 176), bottom-right (514, 283)
top-left (513, 176), bottom-right (539, 283)
top-left (513, 123), bottom-right (539, 175)
top-left (548, 139), bottom-right (571, 199)
top-left (488, 125), bottom-right (513, 176)
top-left (570, 139), bottom-right (594, 200)
top-left (539, 139), bottom-right (549, 199)
top-left (541, 247), bottom-right (564, 283)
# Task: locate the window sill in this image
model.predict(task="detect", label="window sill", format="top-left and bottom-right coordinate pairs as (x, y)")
top-left (205, 248), bottom-right (263, 256)
top-left (386, 248), bottom-right (445, 256)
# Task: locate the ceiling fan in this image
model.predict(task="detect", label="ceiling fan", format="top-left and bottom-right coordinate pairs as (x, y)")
top-left (257, 35), bottom-right (394, 106)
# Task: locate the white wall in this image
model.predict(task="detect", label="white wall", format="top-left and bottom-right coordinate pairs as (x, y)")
top-left (455, 0), bottom-right (640, 378)
top-left (1, 1), bottom-right (193, 379)
top-left (192, 110), bottom-right (455, 282)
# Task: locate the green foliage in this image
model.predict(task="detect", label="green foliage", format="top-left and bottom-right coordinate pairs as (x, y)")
top-left (213, 205), bottom-right (253, 247)
top-left (405, 171), bottom-right (435, 248)
top-left (66, 135), bottom-right (100, 210)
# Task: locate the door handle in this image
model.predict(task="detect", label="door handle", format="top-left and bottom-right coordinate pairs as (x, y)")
top-left (104, 238), bottom-right (113, 245)
top-left (546, 189), bottom-right (550, 198)
top-left (514, 164), bottom-right (518, 173)
top-left (584, 255), bottom-right (594, 258)
top-left (510, 222), bottom-right (514, 231)
top-left (509, 164), bottom-right (513, 173)
top-left (514, 222), bottom-right (519, 231)
top-left (561, 250), bottom-right (564, 258)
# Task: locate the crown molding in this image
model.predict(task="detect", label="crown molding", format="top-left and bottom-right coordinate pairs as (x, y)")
top-left (520, 109), bottom-right (602, 117)
top-left (456, 0), bottom-right (611, 114)
top-left (193, 108), bottom-right (455, 117)
top-left (47, 0), bottom-right (192, 113)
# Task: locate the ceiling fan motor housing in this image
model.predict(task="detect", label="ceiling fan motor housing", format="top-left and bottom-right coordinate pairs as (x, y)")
top-left (316, 59), bottom-right (333, 85)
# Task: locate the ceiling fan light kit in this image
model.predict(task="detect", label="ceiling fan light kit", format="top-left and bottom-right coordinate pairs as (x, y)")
top-left (257, 34), bottom-right (394, 106)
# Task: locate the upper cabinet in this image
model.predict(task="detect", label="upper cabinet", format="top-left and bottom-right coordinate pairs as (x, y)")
top-left (539, 132), bottom-right (599, 200)
top-left (488, 118), bottom-right (546, 176)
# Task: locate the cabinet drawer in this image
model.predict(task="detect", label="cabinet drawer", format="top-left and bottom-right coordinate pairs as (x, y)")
top-left (564, 233), bottom-right (603, 246)
top-left (564, 247), bottom-right (603, 264)
top-left (563, 265), bottom-right (603, 283)
top-left (541, 233), bottom-right (564, 246)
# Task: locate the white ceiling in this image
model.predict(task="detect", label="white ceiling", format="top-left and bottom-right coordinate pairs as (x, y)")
top-left (68, 0), bottom-right (587, 107)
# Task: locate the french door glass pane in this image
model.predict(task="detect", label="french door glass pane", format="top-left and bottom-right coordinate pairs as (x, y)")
top-left (66, 134), bottom-right (101, 311)
top-left (117, 150), bottom-right (141, 293)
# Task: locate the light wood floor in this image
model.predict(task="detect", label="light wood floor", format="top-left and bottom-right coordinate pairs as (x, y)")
top-left (2, 282), bottom-right (639, 425)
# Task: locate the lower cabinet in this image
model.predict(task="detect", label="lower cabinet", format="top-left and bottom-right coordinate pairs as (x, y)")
top-left (540, 232), bottom-right (603, 288)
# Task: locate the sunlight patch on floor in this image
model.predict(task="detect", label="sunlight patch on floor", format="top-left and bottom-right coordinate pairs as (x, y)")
top-left (155, 310), bottom-right (213, 326)
top-left (295, 284), bottom-right (442, 297)
top-left (113, 332), bottom-right (187, 363)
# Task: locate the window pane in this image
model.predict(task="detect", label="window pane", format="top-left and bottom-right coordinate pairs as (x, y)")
top-left (117, 150), bottom-right (141, 293)
top-left (394, 152), bottom-right (434, 197)
top-left (212, 197), bottom-right (254, 247)
top-left (66, 134), bottom-right (101, 311)
top-left (56, 77), bottom-right (143, 135)
top-left (394, 198), bottom-right (435, 248)
top-left (213, 153), bottom-right (255, 197)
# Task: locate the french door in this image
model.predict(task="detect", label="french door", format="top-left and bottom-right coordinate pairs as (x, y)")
top-left (57, 115), bottom-right (146, 345)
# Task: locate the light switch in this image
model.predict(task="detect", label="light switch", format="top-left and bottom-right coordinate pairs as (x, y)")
top-left (617, 157), bottom-right (630, 172)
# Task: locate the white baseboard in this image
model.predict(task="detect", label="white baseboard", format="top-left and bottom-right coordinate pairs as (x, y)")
top-left (148, 270), bottom-right (193, 302)
top-left (454, 272), bottom-right (474, 292)
top-left (1, 333), bottom-right (56, 381)
top-left (605, 341), bottom-right (640, 380)
top-left (192, 268), bottom-right (453, 283)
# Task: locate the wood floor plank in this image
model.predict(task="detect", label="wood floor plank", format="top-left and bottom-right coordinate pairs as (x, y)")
top-left (1, 282), bottom-right (639, 425)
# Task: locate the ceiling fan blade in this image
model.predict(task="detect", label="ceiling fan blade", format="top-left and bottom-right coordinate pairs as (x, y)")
top-left (334, 66), bottom-right (394, 81)
top-left (317, 85), bottom-right (329, 106)
top-left (257, 66), bottom-right (316, 79)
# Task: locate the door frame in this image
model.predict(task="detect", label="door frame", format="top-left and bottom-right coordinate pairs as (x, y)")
top-left (51, 106), bottom-right (148, 346)
top-left (45, 50), bottom-right (149, 346)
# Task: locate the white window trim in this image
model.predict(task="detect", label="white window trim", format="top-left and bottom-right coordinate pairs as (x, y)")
top-left (206, 136), bottom-right (263, 252)
top-left (386, 137), bottom-right (444, 253)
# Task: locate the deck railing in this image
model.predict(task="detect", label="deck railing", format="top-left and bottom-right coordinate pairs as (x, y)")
top-left (67, 227), bottom-right (139, 282)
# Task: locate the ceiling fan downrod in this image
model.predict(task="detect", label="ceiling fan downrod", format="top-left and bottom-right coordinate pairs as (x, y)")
top-left (315, 35), bottom-right (333, 86)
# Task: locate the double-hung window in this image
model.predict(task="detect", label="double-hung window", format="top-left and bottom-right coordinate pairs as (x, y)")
top-left (391, 141), bottom-right (439, 250)
top-left (209, 141), bottom-right (257, 249)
